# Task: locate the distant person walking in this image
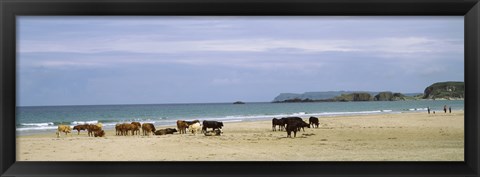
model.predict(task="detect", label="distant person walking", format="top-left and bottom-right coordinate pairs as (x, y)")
top-left (427, 107), bottom-right (430, 114)
top-left (444, 105), bottom-right (447, 113)
top-left (449, 106), bottom-right (452, 113)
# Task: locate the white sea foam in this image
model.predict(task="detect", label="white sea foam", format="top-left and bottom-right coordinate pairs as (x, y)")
top-left (71, 120), bottom-right (98, 125)
top-left (408, 108), bottom-right (428, 111)
top-left (16, 126), bottom-right (58, 131)
top-left (20, 122), bottom-right (54, 127)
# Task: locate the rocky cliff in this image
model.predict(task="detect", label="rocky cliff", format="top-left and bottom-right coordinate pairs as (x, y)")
top-left (423, 81), bottom-right (464, 99)
top-left (374, 92), bottom-right (406, 101)
top-left (334, 92), bottom-right (373, 101)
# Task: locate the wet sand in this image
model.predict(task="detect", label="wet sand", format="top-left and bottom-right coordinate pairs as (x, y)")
top-left (16, 111), bottom-right (464, 161)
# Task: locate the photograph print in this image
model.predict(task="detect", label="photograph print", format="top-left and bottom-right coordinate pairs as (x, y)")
top-left (16, 16), bottom-right (464, 161)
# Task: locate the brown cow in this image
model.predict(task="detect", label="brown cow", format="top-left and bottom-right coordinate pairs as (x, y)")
top-left (121, 123), bottom-right (139, 136)
top-left (176, 120), bottom-right (189, 134)
top-left (131, 122), bottom-right (141, 135)
top-left (115, 124), bottom-right (123, 136)
top-left (141, 123), bottom-right (156, 136)
top-left (73, 124), bottom-right (89, 135)
top-left (94, 130), bottom-right (105, 137)
top-left (87, 124), bottom-right (102, 137)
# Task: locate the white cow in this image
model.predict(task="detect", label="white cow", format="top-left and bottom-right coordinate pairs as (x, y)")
top-left (188, 122), bottom-right (202, 135)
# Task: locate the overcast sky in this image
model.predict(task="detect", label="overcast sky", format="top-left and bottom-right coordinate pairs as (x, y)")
top-left (17, 16), bottom-right (464, 106)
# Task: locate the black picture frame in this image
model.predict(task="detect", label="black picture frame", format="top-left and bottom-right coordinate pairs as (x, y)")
top-left (1, 0), bottom-right (479, 176)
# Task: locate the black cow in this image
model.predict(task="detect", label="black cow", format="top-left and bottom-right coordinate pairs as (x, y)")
top-left (309, 116), bottom-right (319, 128)
top-left (284, 117), bottom-right (310, 138)
top-left (202, 120), bottom-right (224, 133)
top-left (154, 128), bottom-right (178, 135)
top-left (284, 117), bottom-right (310, 132)
top-left (297, 121), bottom-right (310, 132)
top-left (272, 118), bottom-right (286, 131)
top-left (286, 121), bottom-right (303, 138)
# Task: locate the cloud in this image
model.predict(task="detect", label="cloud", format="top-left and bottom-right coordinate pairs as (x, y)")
top-left (19, 36), bottom-right (462, 56)
top-left (211, 78), bottom-right (241, 85)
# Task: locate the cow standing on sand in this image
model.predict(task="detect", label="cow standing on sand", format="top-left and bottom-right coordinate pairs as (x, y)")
top-left (142, 123), bottom-right (156, 136)
top-left (185, 120), bottom-right (200, 126)
top-left (204, 129), bottom-right (222, 136)
top-left (131, 122), bottom-right (142, 135)
top-left (56, 125), bottom-right (72, 138)
top-left (202, 120), bottom-right (224, 133)
top-left (188, 122), bottom-right (202, 135)
top-left (87, 124), bottom-right (102, 137)
top-left (284, 117), bottom-right (310, 138)
top-left (73, 124), bottom-right (89, 135)
top-left (272, 118), bottom-right (286, 131)
top-left (286, 121), bottom-right (302, 138)
top-left (176, 120), bottom-right (189, 134)
top-left (309, 117), bottom-right (319, 128)
top-left (120, 123), bottom-right (134, 136)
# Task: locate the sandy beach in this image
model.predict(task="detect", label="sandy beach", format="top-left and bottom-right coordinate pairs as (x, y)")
top-left (16, 111), bottom-right (464, 161)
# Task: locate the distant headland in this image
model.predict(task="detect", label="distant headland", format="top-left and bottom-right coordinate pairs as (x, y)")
top-left (272, 81), bottom-right (464, 103)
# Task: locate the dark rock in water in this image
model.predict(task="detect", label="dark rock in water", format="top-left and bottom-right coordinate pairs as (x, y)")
top-left (233, 101), bottom-right (245, 104)
top-left (423, 81), bottom-right (464, 99)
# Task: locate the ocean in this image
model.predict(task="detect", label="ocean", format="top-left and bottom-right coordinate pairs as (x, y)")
top-left (16, 100), bottom-right (464, 136)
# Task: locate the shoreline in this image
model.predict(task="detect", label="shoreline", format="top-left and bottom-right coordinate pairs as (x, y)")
top-left (17, 111), bottom-right (464, 161)
top-left (17, 106), bottom-right (465, 137)
top-left (14, 111), bottom-right (413, 137)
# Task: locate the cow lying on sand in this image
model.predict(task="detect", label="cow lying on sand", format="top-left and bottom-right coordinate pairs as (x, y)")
top-left (56, 125), bottom-right (72, 138)
top-left (204, 129), bottom-right (222, 136)
top-left (285, 117), bottom-right (310, 132)
top-left (94, 130), bottom-right (105, 137)
top-left (154, 128), bottom-right (177, 135)
top-left (185, 120), bottom-right (200, 126)
top-left (87, 124), bottom-right (102, 137)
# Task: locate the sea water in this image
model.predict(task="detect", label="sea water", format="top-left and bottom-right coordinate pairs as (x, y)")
top-left (16, 100), bottom-right (464, 136)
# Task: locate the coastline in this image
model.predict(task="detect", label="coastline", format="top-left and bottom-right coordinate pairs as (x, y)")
top-left (17, 111), bottom-right (464, 161)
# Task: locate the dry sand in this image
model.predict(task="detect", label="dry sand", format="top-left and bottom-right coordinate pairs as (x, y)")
top-left (16, 111), bottom-right (464, 161)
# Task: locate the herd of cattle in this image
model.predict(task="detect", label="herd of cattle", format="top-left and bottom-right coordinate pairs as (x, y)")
top-left (55, 117), bottom-right (320, 138)
top-left (272, 116), bottom-right (320, 138)
top-left (55, 120), bottom-right (224, 138)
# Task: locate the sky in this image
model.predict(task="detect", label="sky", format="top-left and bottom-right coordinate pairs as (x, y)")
top-left (17, 16), bottom-right (464, 106)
